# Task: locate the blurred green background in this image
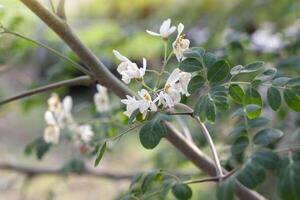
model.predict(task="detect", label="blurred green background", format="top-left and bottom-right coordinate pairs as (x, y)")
top-left (0, 0), bottom-right (299, 199)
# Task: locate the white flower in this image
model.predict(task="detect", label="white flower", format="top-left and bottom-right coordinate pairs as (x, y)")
top-left (47, 93), bottom-right (61, 113)
top-left (251, 29), bottom-right (283, 53)
top-left (113, 50), bottom-right (146, 84)
top-left (121, 89), bottom-right (157, 119)
top-left (146, 18), bottom-right (176, 38)
top-left (121, 95), bottom-right (141, 118)
top-left (76, 124), bottom-right (94, 143)
top-left (172, 23), bottom-right (190, 61)
top-left (46, 94), bottom-right (74, 128)
top-left (156, 69), bottom-right (191, 108)
top-left (43, 110), bottom-right (60, 144)
top-left (176, 70), bottom-right (191, 96)
top-left (94, 84), bottom-right (110, 113)
top-left (56, 96), bottom-right (73, 128)
top-left (137, 89), bottom-right (157, 119)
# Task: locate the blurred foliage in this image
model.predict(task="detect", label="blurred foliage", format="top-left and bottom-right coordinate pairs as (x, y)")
top-left (1, 0), bottom-right (300, 200)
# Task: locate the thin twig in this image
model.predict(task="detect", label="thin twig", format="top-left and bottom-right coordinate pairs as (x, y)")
top-left (0, 76), bottom-right (93, 106)
top-left (1, 29), bottom-right (91, 76)
top-left (184, 168), bottom-right (238, 185)
top-left (174, 103), bottom-right (224, 177)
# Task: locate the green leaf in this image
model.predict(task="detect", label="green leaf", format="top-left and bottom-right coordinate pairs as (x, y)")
top-left (253, 128), bottom-right (284, 147)
top-left (210, 86), bottom-right (229, 111)
top-left (251, 150), bottom-right (279, 170)
top-left (272, 77), bottom-right (290, 86)
top-left (287, 77), bottom-right (300, 91)
top-left (231, 136), bottom-right (249, 155)
top-left (178, 58), bottom-right (203, 72)
top-left (94, 141), bottom-right (107, 167)
top-left (241, 61), bottom-right (264, 73)
top-left (183, 47), bottom-right (205, 60)
top-left (139, 114), bottom-right (171, 149)
top-left (283, 89), bottom-right (300, 112)
top-left (247, 117), bottom-right (269, 128)
top-left (206, 99), bottom-right (216, 122)
top-left (267, 87), bottom-right (281, 111)
top-left (229, 84), bottom-right (245, 104)
top-left (277, 150), bottom-right (300, 200)
top-left (24, 138), bottom-right (52, 160)
top-left (172, 182), bottom-right (192, 200)
top-left (203, 52), bottom-right (217, 68)
top-left (230, 65), bottom-right (244, 75)
top-left (187, 75), bottom-right (205, 94)
top-left (245, 104), bottom-right (261, 119)
top-left (194, 95), bottom-right (209, 122)
top-left (217, 178), bottom-right (235, 200)
top-left (243, 87), bottom-right (262, 119)
top-left (207, 60), bottom-right (230, 83)
top-left (255, 68), bottom-right (277, 83)
top-left (141, 170), bottom-right (161, 193)
top-left (236, 157), bottom-right (266, 188)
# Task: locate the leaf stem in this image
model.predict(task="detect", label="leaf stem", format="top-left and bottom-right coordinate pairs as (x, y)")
top-left (174, 103), bottom-right (224, 178)
top-left (155, 41), bottom-right (173, 88)
top-left (184, 168), bottom-right (237, 185)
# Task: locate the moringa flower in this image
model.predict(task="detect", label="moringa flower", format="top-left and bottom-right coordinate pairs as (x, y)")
top-left (121, 95), bottom-right (141, 118)
top-left (56, 96), bottom-right (73, 128)
top-left (43, 110), bottom-right (60, 144)
top-left (146, 18), bottom-right (176, 39)
top-left (75, 124), bottom-right (94, 143)
top-left (176, 70), bottom-right (192, 96)
top-left (137, 89), bottom-right (157, 119)
top-left (172, 23), bottom-right (190, 61)
top-left (121, 89), bottom-right (157, 119)
top-left (113, 50), bottom-right (146, 84)
top-left (46, 94), bottom-right (74, 128)
top-left (156, 69), bottom-right (191, 108)
top-left (94, 84), bottom-right (110, 113)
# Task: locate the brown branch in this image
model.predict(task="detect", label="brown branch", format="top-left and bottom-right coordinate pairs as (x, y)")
top-left (19, 0), bottom-right (132, 98)
top-left (0, 162), bottom-right (133, 180)
top-left (18, 1), bottom-right (266, 199)
top-left (0, 76), bottom-right (93, 106)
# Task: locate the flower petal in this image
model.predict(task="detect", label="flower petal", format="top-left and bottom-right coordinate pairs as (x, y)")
top-left (146, 30), bottom-right (161, 37)
top-left (113, 50), bottom-right (128, 62)
top-left (44, 110), bottom-right (56, 125)
top-left (62, 96), bottom-right (73, 113)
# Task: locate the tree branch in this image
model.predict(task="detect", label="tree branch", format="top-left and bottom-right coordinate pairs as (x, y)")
top-left (20, 0), bottom-right (132, 98)
top-left (0, 76), bottom-right (93, 106)
top-left (18, 1), bottom-right (266, 199)
top-left (0, 162), bottom-right (133, 180)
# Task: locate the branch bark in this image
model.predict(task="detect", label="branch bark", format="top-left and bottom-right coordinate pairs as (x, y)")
top-left (18, 1), bottom-right (266, 199)
top-left (0, 162), bottom-right (133, 180)
top-left (0, 76), bottom-right (93, 106)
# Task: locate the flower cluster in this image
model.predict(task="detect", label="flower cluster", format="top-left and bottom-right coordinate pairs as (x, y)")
top-left (44, 93), bottom-right (94, 144)
top-left (115, 19), bottom-right (191, 119)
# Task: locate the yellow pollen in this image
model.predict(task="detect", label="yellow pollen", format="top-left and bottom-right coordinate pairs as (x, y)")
top-left (164, 84), bottom-right (171, 92)
top-left (144, 94), bottom-right (150, 101)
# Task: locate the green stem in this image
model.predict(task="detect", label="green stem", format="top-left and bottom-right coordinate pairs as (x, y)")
top-left (155, 41), bottom-right (171, 88)
top-left (108, 123), bottom-right (144, 142)
top-left (2, 29), bottom-right (91, 76)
